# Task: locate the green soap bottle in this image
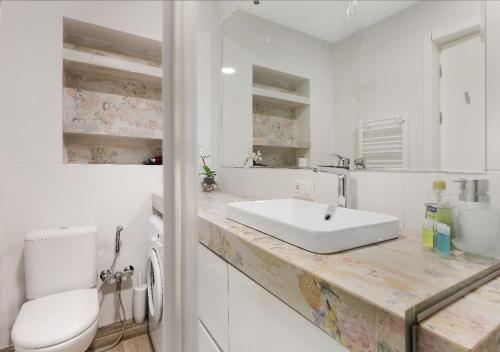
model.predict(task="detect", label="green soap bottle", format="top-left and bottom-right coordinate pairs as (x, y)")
top-left (422, 218), bottom-right (435, 250)
top-left (425, 180), bottom-right (455, 244)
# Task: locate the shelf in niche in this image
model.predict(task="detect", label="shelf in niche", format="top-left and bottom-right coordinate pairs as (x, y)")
top-left (63, 59), bottom-right (161, 91)
top-left (63, 132), bottom-right (161, 165)
top-left (63, 130), bottom-right (162, 145)
top-left (62, 127), bottom-right (161, 143)
top-left (63, 48), bottom-right (162, 81)
top-left (252, 86), bottom-right (310, 108)
top-left (64, 17), bottom-right (161, 64)
top-left (253, 65), bottom-right (309, 94)
top-left (253, 139), bottom-right (310, 149)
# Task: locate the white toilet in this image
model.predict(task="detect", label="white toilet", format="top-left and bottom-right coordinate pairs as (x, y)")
top-left (11, 226), bottom-right (99, 352)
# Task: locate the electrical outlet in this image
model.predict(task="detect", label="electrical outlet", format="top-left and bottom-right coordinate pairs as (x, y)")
top-left (293, 180), bottom-right (315, 200)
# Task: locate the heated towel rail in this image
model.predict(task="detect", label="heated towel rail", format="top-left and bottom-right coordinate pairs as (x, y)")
top-left (359, 113), bottom-right (408, 170)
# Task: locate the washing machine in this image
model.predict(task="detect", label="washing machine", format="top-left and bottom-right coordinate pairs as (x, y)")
top-left (147, 215), bottom-right (165, 352)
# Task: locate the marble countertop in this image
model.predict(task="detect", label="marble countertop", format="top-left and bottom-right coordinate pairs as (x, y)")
top-left (152, 191), bottom-right (500, 352)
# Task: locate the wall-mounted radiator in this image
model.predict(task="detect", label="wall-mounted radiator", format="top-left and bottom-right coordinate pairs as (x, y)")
top-left (359, 113), bottom-right (408, 170)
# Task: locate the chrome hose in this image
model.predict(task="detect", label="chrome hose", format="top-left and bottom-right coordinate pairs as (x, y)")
top-left (98, 282), bottom-right (126, 352)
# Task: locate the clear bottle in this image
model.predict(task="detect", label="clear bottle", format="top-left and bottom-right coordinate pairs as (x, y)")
top-left (455, 179), bottom-right (499, 257)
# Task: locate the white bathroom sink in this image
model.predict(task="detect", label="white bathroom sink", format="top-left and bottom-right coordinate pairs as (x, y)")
top-left (226, 199), bottom-right (399, 254)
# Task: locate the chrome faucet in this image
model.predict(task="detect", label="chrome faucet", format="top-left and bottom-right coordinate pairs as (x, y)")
top-left (312, 154), bottom-right (351, 208)
top-left (329, 154), bottom-right (351, 169)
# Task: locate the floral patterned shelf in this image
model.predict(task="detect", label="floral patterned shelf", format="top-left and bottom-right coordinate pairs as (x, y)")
top-left (63, 87), bottom-right (162, 140)
top-left (253, 114), bottom-right (310, 150)
top-left (64, 132), bottom-right (161, 165)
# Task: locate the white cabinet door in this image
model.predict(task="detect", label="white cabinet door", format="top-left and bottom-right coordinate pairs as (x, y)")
top-left (199, 320), bottom-right (223, 352)
top-left (198, 244), bottom-right (229, 352)
top-left (228, 266), bottom-right (349, 352)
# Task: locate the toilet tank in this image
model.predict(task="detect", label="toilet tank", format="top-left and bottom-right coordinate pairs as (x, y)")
top-left (24, 225), bottom-right (98, 300)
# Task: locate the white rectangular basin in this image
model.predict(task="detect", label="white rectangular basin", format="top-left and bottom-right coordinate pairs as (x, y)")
top-left (226, 199), bottom-right (399, 254)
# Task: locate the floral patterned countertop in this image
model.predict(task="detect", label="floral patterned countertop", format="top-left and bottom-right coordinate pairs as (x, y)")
top-left (152, 191), bottom-right (500, 352)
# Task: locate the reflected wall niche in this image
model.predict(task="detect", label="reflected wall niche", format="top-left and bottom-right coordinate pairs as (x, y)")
top-left (252, 65), bottom-right (310, 167)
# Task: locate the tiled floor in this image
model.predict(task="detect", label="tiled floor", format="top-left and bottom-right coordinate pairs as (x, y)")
top-left (94, 335), bottom-right (153, 352)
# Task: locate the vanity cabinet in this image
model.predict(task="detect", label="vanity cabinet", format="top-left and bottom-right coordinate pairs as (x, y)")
top-left (228, 266), bottom-right (348, 352)
top-left (198, 244), bottom-right (349, 352)
top-left (198, 244), bottom-right (229, 352)
top-left (199, 321), bottom-right (223, 352)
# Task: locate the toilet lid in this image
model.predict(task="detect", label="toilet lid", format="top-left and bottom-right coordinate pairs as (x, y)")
top-left (11, 288), bottom-right (98, 349)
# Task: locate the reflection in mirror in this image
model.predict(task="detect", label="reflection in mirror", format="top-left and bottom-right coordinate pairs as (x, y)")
top-left (221, 1), bottom-right (485, 172)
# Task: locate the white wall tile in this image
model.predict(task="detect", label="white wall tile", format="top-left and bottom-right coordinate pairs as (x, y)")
top-left (487, 171), bottom-right (500, 211)
top-left (403, 173), bottom-right (437, 234)
top-left (0, 2), bottom-right (61, 70)
top-left (0, 329), bottom-right (10, 350)
top-left (486, 1), bottom-right (500, 171)
top-left (351, 172), bottom-right (405, 228)
top-left (0, 62), bottom-right (62, 164)
top-left (220, 167), bottom-right (338, 204)
top-left (0, 262), bottom-right (25, 346)
top-left (0, 163), bottom-right (161, 346)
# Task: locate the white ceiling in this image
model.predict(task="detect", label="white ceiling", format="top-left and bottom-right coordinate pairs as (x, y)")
top-left (237, 1), bottom-right (417, 44)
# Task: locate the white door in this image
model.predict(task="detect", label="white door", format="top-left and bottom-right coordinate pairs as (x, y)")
top-left (228, 266), bottom-right (349, 352)
top-left (440, 33), bottom-right (485, 172)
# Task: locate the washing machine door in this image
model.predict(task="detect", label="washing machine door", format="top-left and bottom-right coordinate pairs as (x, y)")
top-left (147, 248), bottom-right (163, 323)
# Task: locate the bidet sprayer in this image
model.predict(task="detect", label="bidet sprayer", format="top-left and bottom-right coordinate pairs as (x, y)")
top-left (115, 225), bottom-right (123, 253)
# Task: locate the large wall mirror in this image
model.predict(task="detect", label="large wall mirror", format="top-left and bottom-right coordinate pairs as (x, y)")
top-left (220, 1), bottom-right (486, 172)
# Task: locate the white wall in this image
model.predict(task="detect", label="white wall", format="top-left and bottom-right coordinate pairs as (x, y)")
top-left (486, 1), bottom-right (500, 171)
top-left (330, 1), bottom-right (481, 169)
top-left (221, 11), bottom-right (336, 167)
top-left (0, 1), bottom-right (162, 348)
top-left (197, 2), bottom-right (225, 169)
top-left (219, 3), bottom-right (484, 171)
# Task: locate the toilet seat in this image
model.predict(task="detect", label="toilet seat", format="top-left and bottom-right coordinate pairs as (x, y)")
top-left (13, 321), bottom-right (98, 352)
top-left (12, 288), bottom-right (99, 351)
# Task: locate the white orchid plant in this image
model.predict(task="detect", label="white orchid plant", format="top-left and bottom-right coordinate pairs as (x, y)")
top-left (244, 150), bottom-right (263, 167)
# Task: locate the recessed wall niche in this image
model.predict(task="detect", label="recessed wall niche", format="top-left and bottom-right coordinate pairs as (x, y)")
top-left (62, 18), bottom-right (162, 164)
top-left (252, 65), bottom-right (310, 167)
